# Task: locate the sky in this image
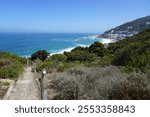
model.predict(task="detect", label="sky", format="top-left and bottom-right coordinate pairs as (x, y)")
top-left (0, 0), bottom-right (150, 33)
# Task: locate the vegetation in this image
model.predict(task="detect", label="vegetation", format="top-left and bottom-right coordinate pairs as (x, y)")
top-left (36, 42), bottom-right (111, 72)
top-left (64, 49), bottom-right (96, 62)
top-left (89, 41), bottom-right (108, 57)
top-left (37, 29), bottom-right (150, 74)
top-left (0, 29), bottom-right (149, 100)
top-left (0, 51), bottom-right (25, 80)
top-left (40, 29), bottom-right (150, 100)
top-left (0, 51), bottom-right (25, 64)
top-left (31, 50), bottom-right (49, 61)
top-left (111, 29), bottom-right (150, 72)
top-left (45, 66), bottom-right (150, 100)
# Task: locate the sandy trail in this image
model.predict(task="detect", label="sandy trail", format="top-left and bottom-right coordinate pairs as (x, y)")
top-left (7, 67), bottom-right (40, 100)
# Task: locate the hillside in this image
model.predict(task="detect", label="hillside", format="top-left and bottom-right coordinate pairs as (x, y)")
top-left (0, 29), bottom-right (150, 100)
top-left (34, 29), bottom-right (150, 100)
top-left (34, 29), bottom-right (150, 73)
top-left (109, 29), bottom-right (150, 72)
top-left (99, 15), bottom-right (150, 40)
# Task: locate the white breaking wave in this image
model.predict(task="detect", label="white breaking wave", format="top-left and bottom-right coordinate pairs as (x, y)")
top-left (50, 47), bottom-right (75, 55)
top-left (75, 44), bottom-right (88, 47)
top-left (50, 36), bottom-right (116, 56)
top-left (101, 38), bottom-right (116, 44)
top-left (50, 44), bottom-right (89, 56)
top-left (81, 35), bottom-right (115, 44)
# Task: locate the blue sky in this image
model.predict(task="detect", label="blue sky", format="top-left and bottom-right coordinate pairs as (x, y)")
top-left (0, 0), bottom-right (150, 33)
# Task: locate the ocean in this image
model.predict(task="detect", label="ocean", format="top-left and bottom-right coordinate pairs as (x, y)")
top-left (0, 33), bottom-right (112, 56)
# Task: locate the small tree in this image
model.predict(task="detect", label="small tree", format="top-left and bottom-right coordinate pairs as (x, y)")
top-left (51, 54), bottom-right (67, 63)
top-left (89, 41), bottom-right (108, 57)
top-left (31, 50), bottom-right (49, 61)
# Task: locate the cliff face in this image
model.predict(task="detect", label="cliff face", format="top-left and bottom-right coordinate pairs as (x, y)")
top-left (99, 15), bottom-right (150, 40)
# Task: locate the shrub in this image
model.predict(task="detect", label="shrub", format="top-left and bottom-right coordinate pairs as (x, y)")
top-left (45, 66), bottom-right (150, 100)
top-left (31, 50), bottom-right (49, 61)
top-left (89, 41), bottom-right (108, 57)
top-left (109, 73), bottom-right (150, 100)
top-left (88, 55), bottom-right (112, 67)
top-left (0, 60), bottom-right (23, 79)
top-left (0, 51), bottom-right (25, 64)
top-left (51, 73), bottom-right (76, 100)
top-left (64, 50), bottom-right (96, 62)
top-left (51, 54), bottom-right (67, 63)
top-left (57, 63), bottom-right (68, 72)
top-left (0, 52), bottom-right (24, 80)
top-left (110, 29), bottom-right (150, 72)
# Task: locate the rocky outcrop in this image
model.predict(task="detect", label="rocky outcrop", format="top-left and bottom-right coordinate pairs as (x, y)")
top-left (99, 15), bottom-right (150, 40)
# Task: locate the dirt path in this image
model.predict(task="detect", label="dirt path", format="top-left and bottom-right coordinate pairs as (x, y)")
top-left (7, 67), bottom-right (40, 100)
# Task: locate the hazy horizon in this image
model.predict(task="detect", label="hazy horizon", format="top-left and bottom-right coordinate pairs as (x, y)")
top-left (0, 0), bottom-right (150, 33)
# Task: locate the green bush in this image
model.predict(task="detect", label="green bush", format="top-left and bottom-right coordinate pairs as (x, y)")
top-left (89, 41), bottom-right (108, 57)
top-left (51, 54), bottom-right (67, 63)
top-left (111, 29), bottom-right (150, 72)
top-left (88, 55), bottom-right (112, 67)
top-left (64, 50), bottom-right (97, 62)
top-left (31, 50), bottom-right (49, 61)
top-left (57, 63), bottom-right (68, 72)
top-left (0, 51), bottom-right (25, 64)
top-left (0, 51), bottom-right (24, 80)
top-left (0, 60), bottom-right (23, 79)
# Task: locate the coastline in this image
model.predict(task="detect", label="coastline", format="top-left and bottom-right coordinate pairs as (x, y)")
top-left (50, 36), bottom-right (116, 56)
top-left (13, 35), bottom-right (117, 57)
top-left (50, 47), bottom-right (75, 55)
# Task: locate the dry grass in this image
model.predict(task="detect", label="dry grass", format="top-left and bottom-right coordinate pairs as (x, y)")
top-left (45, 66), bottom-right (150, 100)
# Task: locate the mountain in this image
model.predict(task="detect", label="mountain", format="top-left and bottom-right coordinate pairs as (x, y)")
top-left (99, 15), bottom-right (150, 40)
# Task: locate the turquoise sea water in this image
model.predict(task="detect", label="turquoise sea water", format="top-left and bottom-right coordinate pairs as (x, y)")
top-left (0, 33), bottom-right (102, 56)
